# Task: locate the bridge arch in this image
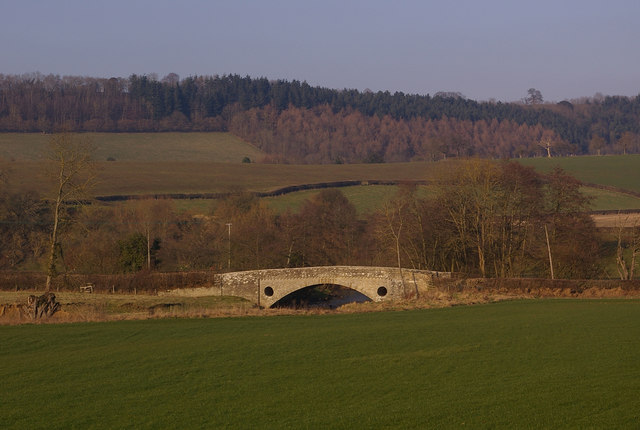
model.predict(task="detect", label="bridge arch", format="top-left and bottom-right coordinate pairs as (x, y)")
top-left (268, 282), bottom-right (373, 308)
top-left (262, 280), bottom-right (389, 308)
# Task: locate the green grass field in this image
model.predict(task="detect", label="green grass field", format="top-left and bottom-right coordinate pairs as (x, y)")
top-left (520, 155), bottom-right (640, 193)
top-left (0, 132), bottom-right (264, 162)
top-left (171, 184), bottom-right (433, 216)
top-left (262, 184), bottom-right (439, 215)
top-left (263, 184), bottom-right (640, 214)
top-left (1, 299), bottom-right (639, 429)
top-left (168, 183), bottom-right (640, 216)
top-left (582, 187), bottom-right (640, 211)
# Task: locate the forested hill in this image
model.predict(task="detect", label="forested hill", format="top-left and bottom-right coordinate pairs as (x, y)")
top-left (1, 73), bottom-right (639, 162)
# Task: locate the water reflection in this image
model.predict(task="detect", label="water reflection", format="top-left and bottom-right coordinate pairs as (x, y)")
top-left (272, 284), bottom-right (371, 309)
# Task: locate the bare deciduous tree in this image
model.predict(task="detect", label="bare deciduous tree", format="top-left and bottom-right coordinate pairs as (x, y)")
top-left (615, 215), bottom-right (640, 280)
top-left (524, 88), bottom-right (543, 105)
top-left (45, 133), bottom-right (95, 291)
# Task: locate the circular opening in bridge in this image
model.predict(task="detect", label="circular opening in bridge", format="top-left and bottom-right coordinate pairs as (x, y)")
top-left (377, 286), bottom-right (388, 297)
top-left (264, 286), bottom-right (274, 297)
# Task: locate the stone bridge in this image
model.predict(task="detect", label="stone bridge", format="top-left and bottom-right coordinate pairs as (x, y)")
top-left (164, 266), bottom-right (450, 308)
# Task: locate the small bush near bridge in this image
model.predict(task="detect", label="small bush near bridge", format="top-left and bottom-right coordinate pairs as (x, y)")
top-left (1, 299), bottom-right (639, 428)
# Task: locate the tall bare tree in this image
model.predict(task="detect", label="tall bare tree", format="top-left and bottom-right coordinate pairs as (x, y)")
top-left (615, 215), bottom-right (640, 280)
top-left (377, 195), bottom-right (409, 295)
top-left (45, 133), bottom-right (95, 291)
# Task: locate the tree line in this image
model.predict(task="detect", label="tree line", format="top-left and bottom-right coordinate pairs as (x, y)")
top-left (229, 105), bottom-right (572, 163)
top-left (1, 158), bottom-right (609, 279)
top-left (1, 73), bottom-right (639, 160)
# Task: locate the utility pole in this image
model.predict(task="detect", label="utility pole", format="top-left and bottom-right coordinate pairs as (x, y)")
top-left (226, 223), bottom-right (232, 271)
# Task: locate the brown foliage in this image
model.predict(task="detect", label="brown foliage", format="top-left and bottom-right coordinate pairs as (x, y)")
top-left (1, 157), bottom-right (605, 280)
top-left (229, 105), bottom-right (571, 163)
top-left (292, 189), bottom-right (362, 266)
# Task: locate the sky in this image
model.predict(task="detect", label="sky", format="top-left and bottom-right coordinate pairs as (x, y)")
top-left (1, 0), bottom-right (638, 102)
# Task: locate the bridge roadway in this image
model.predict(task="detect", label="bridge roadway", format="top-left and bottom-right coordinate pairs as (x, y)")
top-left (164, 266), bottom-right (450, 308)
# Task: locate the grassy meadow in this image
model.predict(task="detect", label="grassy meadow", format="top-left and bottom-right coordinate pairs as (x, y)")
top-left (0, 132), bottom-right (265, 163)
top-left (263, 184), bottom-right (440, 215)
top-left (582, 187), bottom-right (640, 211)
top-left (169, 184), bottom-right (441, 216)
top-left (1, 299), bottom-right (639, 428)
top-left (262, 184), bottom-right (398, 214)
top-left (520, 154), bottom-right (640, 193)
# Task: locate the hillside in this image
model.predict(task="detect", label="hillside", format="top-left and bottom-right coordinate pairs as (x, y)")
top-left (4, 133), bottom-right (640, 212)
top-left (2, 74), bottom-right (640, 162)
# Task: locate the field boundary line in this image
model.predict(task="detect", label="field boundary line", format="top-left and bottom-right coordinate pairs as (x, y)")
top-left (93, 180), bottom-right (432, 202)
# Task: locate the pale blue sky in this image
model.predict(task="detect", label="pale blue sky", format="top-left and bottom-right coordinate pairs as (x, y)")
top-left (1, 0), bottom-right (638, 101)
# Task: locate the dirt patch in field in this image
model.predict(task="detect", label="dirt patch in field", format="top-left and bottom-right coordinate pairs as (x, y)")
top-left (592, 213), bottom-right (640, 228)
